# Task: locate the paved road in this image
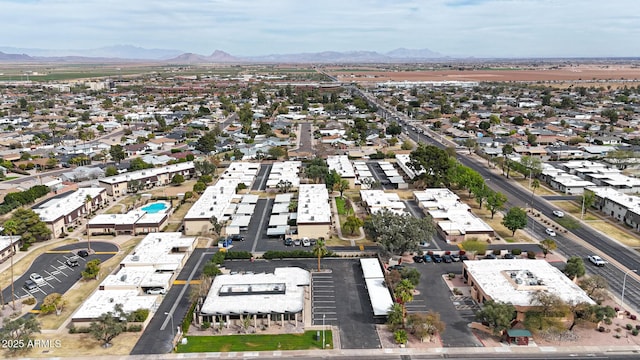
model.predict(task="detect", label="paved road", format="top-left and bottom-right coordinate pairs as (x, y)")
top-left (298, 122), bottom-right (314, 154)
top-left (251, 163), bottom-right (272, 191)
top-left (1, 241), bottom-right (117, 309)
top-left (131, 248), bottom-right (215, 355)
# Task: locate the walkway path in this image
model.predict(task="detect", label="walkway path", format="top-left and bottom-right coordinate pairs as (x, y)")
top-left (330, 194), bottom-right (364, 245)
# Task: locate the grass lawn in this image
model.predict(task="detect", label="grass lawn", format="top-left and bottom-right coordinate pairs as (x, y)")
top-left (513, 179), bottom-right (557, 196)
top-left (587, 221), bottom-right (640, 247)
top-left (335, 197), bottom-right (347, 215)
top-left (177, 330), bottom-right (332, 353)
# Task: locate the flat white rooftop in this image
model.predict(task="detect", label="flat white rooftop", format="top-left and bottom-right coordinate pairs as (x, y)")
top-left (200, 267), bottom-right (310, 315)
top-left (102, 266), bottom-right (172, 289)
top-left (34, 187), bottom-right (105, 222)
top-left (121, 232), bottom-right (195, 271)
top-left (0, 235), bottom-right (20, 251)
top-left (99, 161), bottom-right (194, 184)
top-left (464, 259), bottom-right (595, 307)
top-left (327, 155), bottom-right (356, 178)
top-left (72, 289), bottom-right (158, 321)
top-left (360, 258), bottom-right (384, 279)
top-left (361, 190), bottom-right (406, 214)
top-left (297, 184), bottom-right (331, 224)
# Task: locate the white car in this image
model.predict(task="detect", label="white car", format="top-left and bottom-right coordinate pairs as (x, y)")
top-left (146, 288), bottom-right (166, 295)
top-left (545, 228), bottom-right (557, 237)
top-left (588, 255), bottom-right (606, 267)
top-left (302, 237), bottom-right (311, 247)
top-left (29, 273), bottom-right (45, 285)
top-left (552, 210), bottom-right (565, 218)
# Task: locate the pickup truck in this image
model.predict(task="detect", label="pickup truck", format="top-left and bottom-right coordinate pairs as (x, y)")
top-left (588, 255), bottom-right (606, 267)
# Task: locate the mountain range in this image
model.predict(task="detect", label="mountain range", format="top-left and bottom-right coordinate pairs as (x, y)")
top-left (0, 45), bottom-right (444, 63)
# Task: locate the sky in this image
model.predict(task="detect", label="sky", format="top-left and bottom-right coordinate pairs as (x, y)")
top-left (1, 0), bottom-right (639, 58)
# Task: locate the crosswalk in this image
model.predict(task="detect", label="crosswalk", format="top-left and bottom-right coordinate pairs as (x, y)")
top-left (451, 295), bottom-right (480, 311)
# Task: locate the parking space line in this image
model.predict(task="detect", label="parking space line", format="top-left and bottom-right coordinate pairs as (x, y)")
top-left (44, 269), bottom-right (62, 283)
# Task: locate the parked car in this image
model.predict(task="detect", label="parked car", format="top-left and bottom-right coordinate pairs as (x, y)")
top-left (284, 237), bottom-right (293, 246)
top-left (588, 255), bottom-right (606, 267)
top-left (77, 249), bottom-right (89, 257)
top-left (146, 288), bottom-right (166, 295)
top-left (229, 234), bottom-right (245, 242)
top-left (310, 238), bottom-right (317, 246)
top-left (503, 253), bottom-right (516, 259)
top-left (450, 254), bottom-right (461, 262)
top-left (442, 254), bottom-right (453, 263)
top-left (459, 255), bottom-right (470, 261)
top-left (483, 254), bottom-right (497, 260)
top-left (66, 256), bottom-right (79, 267)
top-left (302, 237), bottom-right (311, 247)
top-left (431, 254), bottom-right (443, 263)
top-left (412, 255), bottom-right (424, 263)
top-left (545, 228), bottom-right (557, 237)
top-left (388, 264), bottom-right (405, 271)
top-left (423, 255), bottom-right (433, 263)
top-left (24, 279), bottom-right (37, 291)
top-left (293, 238), bottom-right (301, 246)
top-left (552, 210), bottom-right (565, 218)
top-left (29, 273), bottom-right (45, 285)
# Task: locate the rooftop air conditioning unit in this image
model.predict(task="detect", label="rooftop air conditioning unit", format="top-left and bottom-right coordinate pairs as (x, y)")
top-left (120, 274), bottom-right (127, 281)
top-left (132, 255), bottom-right (139, 261)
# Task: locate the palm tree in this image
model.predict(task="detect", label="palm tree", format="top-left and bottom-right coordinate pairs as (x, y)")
top-left (312, 239), bottom-right (328, 272)
top-left (394, 279), bottom-right (415, 327)
top-left (502, 144), bottom-right (514, 178)
top-left (530, 179), bottom-right (540, 210)
top-left (3, 220), bottom-right (18, 310)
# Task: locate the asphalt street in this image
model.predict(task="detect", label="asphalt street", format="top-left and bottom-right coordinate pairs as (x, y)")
top-left (1, 241), bottom-right (117, 309)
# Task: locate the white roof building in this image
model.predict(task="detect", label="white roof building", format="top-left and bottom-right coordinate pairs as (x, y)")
top-left (327, 155), bottom-right (356, 178)
top-left (266, 161), bottom-right (301, 189)
top-left (199, 267), bottom-right (310, 316)
top-left (297, 184), bottom-right (331, 224)
top-left (33, 187), bottom-right (105, 222)
top-left (121, 232), bottom-right (196, 271)
top-left (464, 259), bottom-right (595, 308)
top-left (72, 289), bottom-right (159, 322)
top-left (99, 161), bottom-right (194, 185)
top-left (360, 190), bottom-right (407, 214)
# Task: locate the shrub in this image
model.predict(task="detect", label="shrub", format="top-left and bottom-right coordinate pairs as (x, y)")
top-left (526, 251), bottom-right (536, 259)
top-left (22, 297), bottom-right (36, 305)
top-left (636, 325), bottom-right (640, 330)
top-left (633, 329), bottom-right (639, 336)
top-left (130, 308), bottom-right (149, 322)
top-left (445, 251), bottom-right (451, 255)
top-left (127, 324), bottom-right (143, 332)
top-left (182, 301), bottom-right (197, 333)
top-left (427, 251), bottom-right (434, 256)
top-left (262, 250), bottom-right (335, 260)
top-left (224, 251), bottom-right (253, 260)
top-left (605, 318), bottom-right (613, 325)
top-left (630, 314), bottom-right (637, 320)
top-left (448, 273), bottom-right (456, 279)
top-left (458, 250), bottom-right (466, 255)
top-left (598, 326), bottom-right (605, 332)
top-left (211, 251), bottom-right (226, 265)
top-left (493, 249), bottom-right (501, 255)
top-left (393, 329), bottom-right (408, 344)
top-left (453, 288), bottom-right (463, 295)
top-left (626, 324), bottom-right (633, 330)
top-left (511, 248), bottom-right (522, 255)
top-left (202, 321), bottom-right (211, 330)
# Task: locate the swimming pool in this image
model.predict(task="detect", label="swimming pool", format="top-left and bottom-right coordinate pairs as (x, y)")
top-left (141, 202), bottom-right (168, 214)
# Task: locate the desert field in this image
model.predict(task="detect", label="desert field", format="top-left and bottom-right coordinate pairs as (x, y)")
top-left (329, 64), bottom-right (640, 84)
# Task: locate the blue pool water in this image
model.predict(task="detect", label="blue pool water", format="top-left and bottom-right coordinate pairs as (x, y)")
top-left (141, 202), bottom-right (168, 214)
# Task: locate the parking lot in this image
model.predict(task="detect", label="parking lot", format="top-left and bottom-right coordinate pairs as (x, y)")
top-left (402, 260), bottom-right (483, 348)
top-left (1, 241), bottom-right (118, 308)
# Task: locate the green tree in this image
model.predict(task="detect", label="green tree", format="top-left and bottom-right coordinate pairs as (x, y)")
top-left (343, 215), bottom-right (364, 235)
top-left (363, 209), bottom-right (435, 255)
top-left (312, 238), bottom-right (328, 272)
top-left (333, 179), bottom-right (350, 198)
top-left (387, 303), bottom-right (404, 331)
top-left (199, 174), bottom-right (213, 184)
top-left (195, 130), bottom-right (218, 154)
top-left (9, 208), bottom-right (52, 246)
top-left (400, 140), bottom-right (413, 150)
top-left (267, 146), bottom-right (286, 159)
top-left (462, 138), bottom-right (477, 154)
top-left (128, 157), bottom-right (153, 171)
top-left (475, 300), bottom-right (516, 335)
top-left (109, 144), bottom-right (126, 164)
top-left (194, 159), bottom-right (217, 176)
top-left (171, 174), bottom-right (185, 185)
top-left (276, 180), bottom-right (292, 193)
top-left (409, 144), bottom-right (453, 187)
top-left (579, 191), bottom-right (596, 218)
top-left (325, 169), bottom-right (341, 190)
top-left (460, 239), bottom-right (487, 259)
top-left (0, 316), bottom-right (41, 354)
top-left (393, 329), bottom-right (408, 345)
top-left (471, 184), bottom-right (491, 209)
top-left (486, 191), bottom-right (507, 218)
top-left (502, 144), bottom-right (514, 178)
top-left (540, 238), bottom-right (557, 258)
top-left (394, 279), bottom-right (415, 327)
top-left (502, 207), bottom-right (527, 235)
top-left (193, 181), bottom-right (207, 194)
top-left (40, 293), bottom-right (66, 316)
top-left (82, 259), bottom-right (101, 280)
top-left (89, 303), bottom-right (127, 347)
top-left (104, 165), bottom-right (118, 177)
top-left (564, 256), bottom-right (586, 280)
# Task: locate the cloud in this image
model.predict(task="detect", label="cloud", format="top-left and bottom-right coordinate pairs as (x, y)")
top-left (0, 0), bottom-right (638, 57)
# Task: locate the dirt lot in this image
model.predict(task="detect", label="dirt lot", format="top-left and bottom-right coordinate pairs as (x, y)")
top-left (330, 65), bottom-right (640, 83)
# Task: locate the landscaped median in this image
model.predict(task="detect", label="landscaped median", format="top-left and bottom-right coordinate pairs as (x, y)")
top-left (176, 330), bottom-right (333, 353)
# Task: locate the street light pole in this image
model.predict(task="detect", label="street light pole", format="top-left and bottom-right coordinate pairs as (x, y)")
top-left (164, 312), bottom-right (175, 340)
top-left (322, 314), bottom-right (325, 349)
top-left (621, 269), bottom-right (638, 310)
